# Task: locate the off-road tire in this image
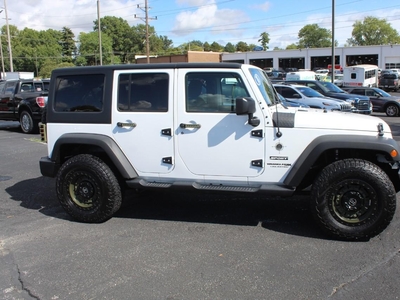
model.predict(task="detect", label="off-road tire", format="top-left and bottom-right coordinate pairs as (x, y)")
top-left (311, 159), bottom-right (396, 241)
top-left (56, 154), bottom-right (122, 223)
top-left (20, 110), bottom-right (38, 133)
top-left (386, 104), bottom-right (399, 117)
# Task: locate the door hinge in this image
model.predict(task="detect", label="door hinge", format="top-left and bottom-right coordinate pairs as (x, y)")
top-left (161, 128), bottom-right (172, 136)
top-left (162, 157), bottom-right (173, 164)
top-left (251, 159), bottom-right (263, 167)
top-left (251, 129), bottom-right (263, 137)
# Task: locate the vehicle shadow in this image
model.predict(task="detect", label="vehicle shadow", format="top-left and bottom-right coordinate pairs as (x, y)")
top-left (5, 177), bottom-right (328, 240)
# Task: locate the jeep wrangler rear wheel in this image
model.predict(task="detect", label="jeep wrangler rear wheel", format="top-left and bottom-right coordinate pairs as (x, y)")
top-left (311, 159), bottom-right (396, 240)
top-left (56, 154), bottom-right (122, 223)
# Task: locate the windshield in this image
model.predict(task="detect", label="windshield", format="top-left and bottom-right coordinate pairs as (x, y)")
top-left (375, 88), bottom-right (391, 97)
top-left (296, 86), bottom-right (325, 98)
top-left (320, 81), bottom-right (345, 93)
top-left (249, 68), bottom-right (278, 105)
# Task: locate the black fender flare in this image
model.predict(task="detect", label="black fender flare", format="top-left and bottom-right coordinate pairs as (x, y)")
top-left (50, 133), bottom-right (138, 179)
top-left (283, 134), bottom-right (400, 187)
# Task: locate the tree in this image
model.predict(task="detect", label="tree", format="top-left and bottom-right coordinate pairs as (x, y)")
top-left (286, 43), bottom-right (298, 50)
top-left (203, 42), bottom-right (211, 51)
top-left (78, 31), bottom-right (113, 65)
top-left (60, 27), bottom-right (76, 63)
top-left (347, 16), bottom-right (400, 46)
top-left (258, 32), bottom-right (270, 50)
top-left (224, 42), bottom-right (235, 53)
top-left (236, 41), bottom-right (250, 52)
top-left (298, 24), bottom-right (332, 48)
top-left (210, 42), bottom-right (223, 52)
top-left (273, 46), bottom-right (283, 50)
top-left (94, 16), bottom-right (133, 63)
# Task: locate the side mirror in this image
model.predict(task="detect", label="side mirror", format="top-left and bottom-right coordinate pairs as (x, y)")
top-left (235, 97), bottom-right (260, 127)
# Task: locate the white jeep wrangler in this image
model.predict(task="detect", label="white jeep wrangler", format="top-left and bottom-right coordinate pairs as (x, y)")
top-left (40, 63), bottom-right (400, 240)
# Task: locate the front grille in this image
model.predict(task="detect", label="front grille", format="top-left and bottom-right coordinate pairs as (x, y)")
top-left (340, 103), bottom-right (353, 111)
top-left (354, 99), bottom-right (370, 110)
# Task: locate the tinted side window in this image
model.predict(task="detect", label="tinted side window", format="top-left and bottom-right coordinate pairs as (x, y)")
top-left (186, 72), bottom-right (249, 113)
top-left (118, 73), bottom-right (168, 112)
top-left (54, 74), bottom-right (104, 112)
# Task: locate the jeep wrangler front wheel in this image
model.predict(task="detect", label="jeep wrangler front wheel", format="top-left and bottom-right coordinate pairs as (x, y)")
top-left (56, 154), bottom-right (122, 223)
top-left (311, 159), bottom-right (396, 240)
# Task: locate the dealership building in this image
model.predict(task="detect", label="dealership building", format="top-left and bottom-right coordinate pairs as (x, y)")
top-left (220, 44), bottom-right (400, 71)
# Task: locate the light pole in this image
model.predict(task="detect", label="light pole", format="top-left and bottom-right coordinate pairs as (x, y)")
top-left (4, 0), bottom-right (13, 72)
top-left (331, 0), bottom-right (335, 83)
top-left (97, 0), bottom-right (102, 65)
top-left (0, 9), bottom-right (5, 78)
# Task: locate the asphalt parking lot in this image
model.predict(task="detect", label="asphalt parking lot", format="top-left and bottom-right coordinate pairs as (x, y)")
top-left (1, 115), bottom-right (400, 300)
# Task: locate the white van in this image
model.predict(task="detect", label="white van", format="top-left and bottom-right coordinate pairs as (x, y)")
top-left (343, 64), bottom-right (379, 87)
top-left (285, 71), bottom-right (316, 81)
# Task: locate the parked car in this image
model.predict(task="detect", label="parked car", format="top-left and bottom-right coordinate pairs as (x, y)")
top-left (284, 79), bottom-right (372, 114)
top-left (333, 74), bottom-right (344, 86)
top-left (273, 83), bottom-right (353, 111)
top-left (378, 73), bottom-right (399, 92)
top-left (342, 86), bottom-right (400, 117)
top-left (276, 93), bottom-right (310, 108)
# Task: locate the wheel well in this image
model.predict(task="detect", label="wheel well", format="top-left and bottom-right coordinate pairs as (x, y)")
top-left (297, 148), bottom-right (400, 192)
top-left (58, 143), bottom-right (124, 180)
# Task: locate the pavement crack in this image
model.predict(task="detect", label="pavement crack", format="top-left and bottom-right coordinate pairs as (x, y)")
top-left (1, 240), bottom-right (40, 300)
top-left (328, 248), bottom-right (400, 298)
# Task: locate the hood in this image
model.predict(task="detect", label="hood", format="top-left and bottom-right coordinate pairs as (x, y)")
top-left (326, 91), bottom-right (369, 101)
top-left (283, 107), bottom-right (391, 135)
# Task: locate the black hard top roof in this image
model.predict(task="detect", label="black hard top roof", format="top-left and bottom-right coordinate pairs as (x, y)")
top-left (52, 62), bottom-right (244, 75)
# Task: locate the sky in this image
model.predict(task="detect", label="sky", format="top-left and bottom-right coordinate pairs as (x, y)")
top-left (3, 0), bottom-right (400, 50)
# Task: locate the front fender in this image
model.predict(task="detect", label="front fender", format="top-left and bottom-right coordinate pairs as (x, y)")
top-left (283, 134), bottom-right (400, 187)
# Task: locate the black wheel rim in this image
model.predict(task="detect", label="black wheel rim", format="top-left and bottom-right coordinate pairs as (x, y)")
top-left (329, 179), bottom-right (378, 225)
top-left (66, 171), bottom-right (101, 210)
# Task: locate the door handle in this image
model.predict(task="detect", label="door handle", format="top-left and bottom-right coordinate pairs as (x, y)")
top-left (117, 122), bottom-right (137, 128)
top-left (180, 123), bottom-right (201, 129)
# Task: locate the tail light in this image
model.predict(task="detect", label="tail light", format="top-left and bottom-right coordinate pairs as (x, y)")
top-left (36, 97), bottom-right (45, 108)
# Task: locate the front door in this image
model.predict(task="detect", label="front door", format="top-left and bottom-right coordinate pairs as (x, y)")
top-left (176, 69), bottom-right (265, 178)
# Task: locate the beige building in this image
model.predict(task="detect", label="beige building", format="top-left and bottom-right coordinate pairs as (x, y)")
top-left (135, 51), bottom-right (221, 64)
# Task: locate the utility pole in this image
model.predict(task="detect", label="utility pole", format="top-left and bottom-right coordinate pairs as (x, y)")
top-left (135, 0), bottom-right (157, 63)
top-left (331, 0), bottom-right (335, 83)
top-left (0, 10), bottom-right (5, 77)
top-left (97, 0), bottom-right (103, 65)
top-left (4, 0), bottom-right (13, 72)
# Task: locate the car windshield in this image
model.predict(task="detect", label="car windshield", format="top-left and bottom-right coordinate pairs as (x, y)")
top-left (249, 68), bottom-right (278, 106)
top-left (320, 81), bottom-right (345, 93)
top-left (296, 86), bottom-right (325, 97)
top-left (375, 88), bottom-right (391, 97)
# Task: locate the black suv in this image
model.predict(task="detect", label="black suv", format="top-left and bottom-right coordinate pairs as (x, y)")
top-left (284, 79), bottom-right (372, 114)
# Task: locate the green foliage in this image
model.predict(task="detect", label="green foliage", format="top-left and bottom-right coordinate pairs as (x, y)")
top-left (224, 42), bottom-right (236, 53)
top-left (298, 24), bottom-right (332, 48)
top-left (39, 60), bottom-right (75, 78)
top-left (60, 27), bottom-right (76, 63)
top-left (286, 43), bottom-right (298, 50)
top-left (258, 32), bottom-right (270, 50)
top-left (210, 42), bottom-right (223, 52)
top-left (78, 31), bottom-right (113, 65)
top-left (236, 41), bottom-right (250, 52)
top-left (347, 16), bottom-right (400, 46)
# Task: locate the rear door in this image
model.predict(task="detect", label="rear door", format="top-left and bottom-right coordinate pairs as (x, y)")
top-left (112, 70), bottom-right (174, 174)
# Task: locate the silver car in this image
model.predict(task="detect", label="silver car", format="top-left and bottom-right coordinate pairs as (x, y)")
top-left (273, 83), bottom-right (353, 111)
